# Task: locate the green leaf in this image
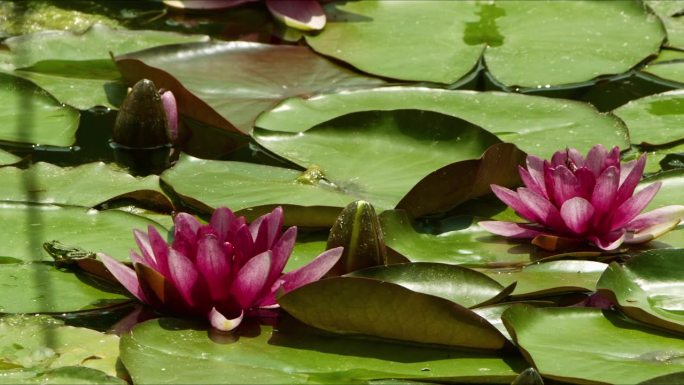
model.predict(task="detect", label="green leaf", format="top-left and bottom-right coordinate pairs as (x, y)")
top-left (253, 109), bottom-right (501, 211)
top-left (0, 315), bottom-right (122, 383)
top-left (597, 249), bottom-right (684, 334)
top-left (347, 263), bottom-right (512, 308)
top-left (0, 162), bottom-right (172, 210)
top-left (646, 1), bottom-right (684, 50)
top-left (121, 317), bottom-right (524, 384)
top-left (0, 72), bottom-right (79, 147)
top-left (642, 169), bottom-right (684, 210)
top-left (379, 210), bottom-right (536, 267)
top-left (502, 305), bottom-right (684, 384)
top-left (641, 49), bottom-right (684, 85)
top-left (115, 41), bottom-right (385, 134)
top-left (614, 90), bottom-right (684, 146)
top-left (305, 1), bottom-right (664, 87)
top-left (484, 260), bottom-right (608, 299)
top-left (256, 87), bottom-right (629, 159)
top-left (0, 149), bottom-right (21, 165)
top-left (0, 202), bottom-right (167, 262)
top-left (0, 1), bottom-right (122, 36)
top-left (279, 277), bottom-right (508, 350)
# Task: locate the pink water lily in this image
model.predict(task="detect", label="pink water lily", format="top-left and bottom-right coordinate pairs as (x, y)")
top-left (480, 145), bottom-right (684, 251)
top-left (100, 207), bottom-right (342, 331)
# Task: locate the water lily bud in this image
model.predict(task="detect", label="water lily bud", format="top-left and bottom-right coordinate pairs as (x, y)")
top-left (113, 79), bottom-right (171, 148)
top-left (326, 200), bottom-right (387, 276)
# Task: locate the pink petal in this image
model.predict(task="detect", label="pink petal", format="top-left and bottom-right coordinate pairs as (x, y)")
top-left (590, 166), bottom-right (619, 215)
top-left (130, 250), bottom-right (146, 266)
top-left (230, 251), bottom-right (272, 309)
top-left (611, 182), bottom-right (662, 231)
top-left (574, 167), bottom-right (596, 200)
top-left (517, 188), bottom-right (567, 231)
top-left (604, 146), bottom-right (621, 170)
top-left (232, 224), bottom-right (255, 268)
top-left (266, 0), bottom-right (326, 31)
top-left (266, 226), bottom-right (297, 286)
top-left (163, 0), bottom-right (258, 10)
top-left (618, 159), bottom-right (636, 187)
top-left (550, 166), bottom-right (581, 205)
top-left (614, 154), bottom-right (646, 207)
top-left (167, 249), bottom-right (204, 309)
top-left (172, 213), bottom-right (200, 259)
top-left (519, 166), bottom-right (546, 197)
top-left (625, 205), bottom-right (684, 231)
top-left (624, 219), bottom-right (681, 244)
top-left (147, 226), bottom-right (171, 278)
top-left (526, 155), bottom-right (548, 198)
top-left (551, 150), bottom-right (568, 167)
top-left (160, 89), bottom-right (178, 143)
top-left (589, 230), bottom-right (626, 250)
top-left (196, 234), bottom-right (232, 302)
top-left (99, 253), bottom-right (148, 303)
top-left (585, 144), bottom-right (608, 176)
top-left (567, 148), bottom-right (585, 168)
top-left (133, 229), bottom-right (157, 269)
top-left (491, 185), bottom-right (540, 223)
top-left (210, 207), bottom-right (237, 244)
top-left (252, 207), bottom-right (284, 255)
top-left (479, 221), bottom-right (544, 239)
top-left (280, 247), bottom-right (343, 293)
top-left (208, 307), bottom-right (243, 331)
top-left (560, 197), bottom-right (595, 235)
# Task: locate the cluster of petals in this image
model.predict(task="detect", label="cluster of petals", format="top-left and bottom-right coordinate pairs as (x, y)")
top-left (480, 145), bottom-right (684, 250)
top-left (163, 0), bottom-right (326, 31)
top-left (100, 207), bottom-right (342, 331)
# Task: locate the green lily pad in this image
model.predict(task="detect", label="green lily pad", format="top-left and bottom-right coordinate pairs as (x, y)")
top-left (120, 317), bottom-right (524, 384)
top-left (0, 315), bottom-right (123, 383)
top-left (255, 87), bottom-right (629, 159)
top-left (0, 1), bottom-right (121, 36)
top-left (347, 262), bottom-right (512, 308)
top-left (379, 210), bottom-right (536, 267)
top-left (614, 90), bottom-right (684, 146)
top-left (597, 249), bottom-right (684, 334)
top-left (641, 49), bottom-right (684, 85)
top-left (641, 168), bottom-right (684, 210)
top-left (646, 1), bottom-right (684, 50)
top-left (279, 276), bottom-right (508, 351)
top-left (0, 72), bottom-right (79, 147)
top-left (0, 202), bottom-right (167, 262)
top-left (115, 41), bottom-right (385, 135)
top-left (484, 260), bottom-right (608, 299)
top-left (0, 149), bottom-right (21, 165)
top-left (161, 154), bottom-right (355, 227)
top-left (0, 262), bottom-right (130, 314)
top-left (623, 143), bottom-right (684, 174)
top-left (0, 162), bottom-right (172, 210)
top-left (306, 1), bottom-right (663, 87)
top-left (253, 109), bottom-right (504, 211)
top-left (502, 305), bottom-right (684, 384)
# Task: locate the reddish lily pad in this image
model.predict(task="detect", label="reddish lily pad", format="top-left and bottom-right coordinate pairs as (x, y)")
top-left (597, 249), bottom-right (684, 334)
top-left (347, 262), bottom-right (514, 308)
top-left (114, 41), bottom-right (384, 136)
top-left (279, 277), bottom-right (509, 351)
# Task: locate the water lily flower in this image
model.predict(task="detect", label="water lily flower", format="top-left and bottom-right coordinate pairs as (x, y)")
top-left (480, 145), bottom-right (684, 251)
top-left (99, 207), bottom-right (343, 331)
top-left (163, 0), bottom-right (326, 31)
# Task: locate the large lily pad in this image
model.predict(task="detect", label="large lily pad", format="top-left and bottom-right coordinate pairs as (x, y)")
top-left (641, 49), bottom-right (684, 85)
top-left (646, 1), bottom-right (684, 50)
top-left (0, 162), bottom-right (172, 210)
top-left (502, 305), bottom-right (684, 384)
top-left (0, 149), bottom-right (21, 165)
top-left (0, 262), bottom-right (130, 314)
top-left (120, 317), bottom-right (524, 384)
top-left (0, 72), bottom-right (79, 147)
top-left (115, 41), bottom-right (385, 134)
top-left (255, 87), bottom-right (629, 159)
top-left (161, 154), bottom-right (355, 227)
top-left (306, 1), bottom-right (663, 87)
top-left (253, 109), bottom-right (505, 211)
top-left (3, 24), bottom-right (209, 110)
top-left (641, 169), bottom-right (684, 210)
top-left (484, 260), bottom-right (608, 299)
top-left (379, 210), bottom-right (537, 267)
top-left (279, 276), bottom-right (508, 350)
top-left (0, 315), bottom-right (123, 383)
top-left (613, 90), bottom-right (684, 146)
top-left (347, 263), bottom-right (512, 308)
top-left (597, 249), bottom-right (684, 334)
top-left (0, 202), bottom-right (167, 262)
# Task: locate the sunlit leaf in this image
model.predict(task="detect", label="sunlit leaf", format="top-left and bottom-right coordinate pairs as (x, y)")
top-left (614, 89), bottom-right (684, 146)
